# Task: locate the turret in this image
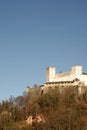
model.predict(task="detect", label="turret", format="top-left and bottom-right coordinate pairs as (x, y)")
top-left (46, 67), bottom-right (56, 82)
top-left (71, 66), bottom-right (82, 76)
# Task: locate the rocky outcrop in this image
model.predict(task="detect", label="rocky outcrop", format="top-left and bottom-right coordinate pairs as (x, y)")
top-left (25, 114), bottom-right (45, 125)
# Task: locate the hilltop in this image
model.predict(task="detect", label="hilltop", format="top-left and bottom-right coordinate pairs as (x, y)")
top-left (0, 84), bottom-right (87, 130)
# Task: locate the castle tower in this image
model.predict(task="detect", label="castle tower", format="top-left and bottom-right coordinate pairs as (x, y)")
top-left (46, 67), bottom-right (56, 82)
top-left (71, 66), bottom-right (82, 76)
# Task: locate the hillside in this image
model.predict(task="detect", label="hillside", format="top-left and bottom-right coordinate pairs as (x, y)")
top-left (0, 85), bottom-right (87, 130)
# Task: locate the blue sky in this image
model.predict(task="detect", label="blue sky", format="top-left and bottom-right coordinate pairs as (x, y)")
top-left (0, 0), bottom-right (87, 101)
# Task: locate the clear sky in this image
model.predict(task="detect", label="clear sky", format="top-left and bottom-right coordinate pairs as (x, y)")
top-left (0, 0), bottom-right (87, 101)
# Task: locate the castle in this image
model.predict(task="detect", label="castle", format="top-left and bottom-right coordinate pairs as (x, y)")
top-left (27, 66), bottom-right (87, 95)
top-left (46, 66), bottom-right (87, 85)
top-left (40, 66), bottom-right (87, 94)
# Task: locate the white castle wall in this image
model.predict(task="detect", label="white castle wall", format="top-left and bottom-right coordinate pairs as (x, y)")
top-left (46, 66), bottom-right (87, 85)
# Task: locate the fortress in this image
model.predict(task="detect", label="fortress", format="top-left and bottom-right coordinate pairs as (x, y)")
top-left (46, 66), bottom-right (87, 85)
top-left (40, 66), bottom-right (87, 94)
top-left (27, 65), bottom-right (87, 95)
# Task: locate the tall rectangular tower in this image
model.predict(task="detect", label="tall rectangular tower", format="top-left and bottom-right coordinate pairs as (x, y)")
top-left (46, 67), bottom-right (56, 82)
top-left (71, 66), bottom-right (82, 76)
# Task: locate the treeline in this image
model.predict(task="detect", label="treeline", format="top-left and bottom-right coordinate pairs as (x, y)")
top-left (0, 86), bottom-right (87, 130)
